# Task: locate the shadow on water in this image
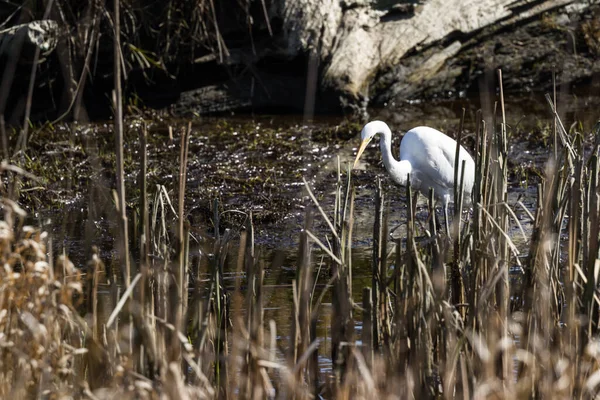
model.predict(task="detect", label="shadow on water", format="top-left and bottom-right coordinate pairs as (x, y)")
top-left (29, 90), bottom-right (600, 376)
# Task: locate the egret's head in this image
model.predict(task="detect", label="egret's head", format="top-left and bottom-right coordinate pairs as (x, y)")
top-left (353, 120), bottom-right (389, 169)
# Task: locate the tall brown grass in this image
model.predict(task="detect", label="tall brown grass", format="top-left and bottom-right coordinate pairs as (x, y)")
top-left (0, 68), bottom-right (599, 399)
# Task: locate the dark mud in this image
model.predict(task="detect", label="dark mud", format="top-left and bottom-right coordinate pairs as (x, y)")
top-left (14, 116), bottom-right (361, 258)
top-left (11, 92), bottom-right (599, 262)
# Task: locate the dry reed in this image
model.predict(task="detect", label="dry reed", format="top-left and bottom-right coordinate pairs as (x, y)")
top-left (0, 58), bottom-right (598, 400)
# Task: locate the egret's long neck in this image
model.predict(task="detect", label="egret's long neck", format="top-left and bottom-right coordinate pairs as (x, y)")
top-left (379, 129), bottom-right (411, 186)
top-left (379, 128), bottom-right (395, 171)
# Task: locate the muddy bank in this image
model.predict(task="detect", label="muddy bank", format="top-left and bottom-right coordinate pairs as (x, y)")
top-left (15, 91), bottom-right (597, 259)
top-left (20, 94), bottom-right (599, 215)
top-left (15, 117), bottom-right (361, 250)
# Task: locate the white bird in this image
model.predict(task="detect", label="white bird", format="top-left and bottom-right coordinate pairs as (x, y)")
top-left (353, 120), bottom-right (475, 231)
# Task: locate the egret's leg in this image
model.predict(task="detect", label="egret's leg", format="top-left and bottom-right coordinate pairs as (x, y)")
top-left (433, 210), bottom-right (441, 235)
top-left (425, 198), bottom-right (438, 232)
top-left (444, 200), bottom-right (451, 239)
top-left (405, 189), bottom-right (420, 231)
top-left (412, 191), bottom-right (419, 218)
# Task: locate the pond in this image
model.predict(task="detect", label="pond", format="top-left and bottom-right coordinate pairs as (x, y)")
top-left (24, 89), bottom-right (600, 379)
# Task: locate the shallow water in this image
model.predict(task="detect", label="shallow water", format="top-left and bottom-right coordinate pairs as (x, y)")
top-left (33, 90), bottom-right (600, 378)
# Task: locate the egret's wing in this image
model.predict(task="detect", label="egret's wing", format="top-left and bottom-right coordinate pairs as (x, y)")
top-left (401, 133), bottom-right (454, 188)
top-left (416, 147), bottom-right (456, 192)
top-left (437, 140), bottom-right (475, 197)
top-left (436, 142), bottom-right (475, 192)
top-left (401, 128), bottom-right (474, 196)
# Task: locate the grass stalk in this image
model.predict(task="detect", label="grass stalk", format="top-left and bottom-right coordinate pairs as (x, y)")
top-left (112, 0), bottom-right (130, 288)
top-left (291, 208), bottom-right (314, 392)
top-left (178, 122), bottom-right (191, 317)
top-left (372, 177), bottom-right (385, 352)
top-left (451, 108), bottom-right (466, 315)
top-left (2, 54), bottom-right (600, 398)
top-left (496, 69), bottom-right (511, 384)
top-left (17, 0), bottom-right (55, 154)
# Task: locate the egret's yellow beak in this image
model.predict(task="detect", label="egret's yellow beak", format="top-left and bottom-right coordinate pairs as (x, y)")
top-left (353, 138), bottom-right (371, 169)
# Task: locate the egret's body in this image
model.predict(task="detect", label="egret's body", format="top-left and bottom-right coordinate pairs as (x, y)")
top-left (354, 120), bottom-right (475, 207)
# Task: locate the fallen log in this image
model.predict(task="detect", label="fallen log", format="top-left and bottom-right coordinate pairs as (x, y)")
top-left (173, 0), bottom-right (596, 116)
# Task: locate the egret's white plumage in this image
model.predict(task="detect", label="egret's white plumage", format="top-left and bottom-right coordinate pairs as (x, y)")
top-left (353, 120), bottom-right (475, 206)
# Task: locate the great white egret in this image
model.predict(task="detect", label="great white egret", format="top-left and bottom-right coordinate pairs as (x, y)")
top-left (353, 120), bottom-right (475, 233)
